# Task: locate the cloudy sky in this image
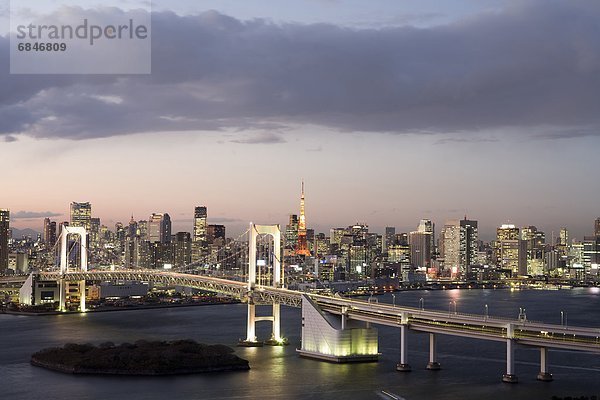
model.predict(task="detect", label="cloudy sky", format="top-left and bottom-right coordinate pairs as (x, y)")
top-left (1, 0), bottom-right (599, 241)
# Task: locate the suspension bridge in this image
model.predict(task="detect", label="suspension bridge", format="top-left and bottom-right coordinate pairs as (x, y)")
top-left (4, 224), bottom-right (600, 383)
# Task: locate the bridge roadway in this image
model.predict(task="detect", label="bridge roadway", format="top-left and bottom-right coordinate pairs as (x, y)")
top-left (28, 270), bottom-right (600, 355)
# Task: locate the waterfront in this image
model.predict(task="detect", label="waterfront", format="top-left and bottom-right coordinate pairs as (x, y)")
top-left (1, 288), bottom-right (599, 400)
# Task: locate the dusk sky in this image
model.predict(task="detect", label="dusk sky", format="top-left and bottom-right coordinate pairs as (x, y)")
top-left (1, 0), bottom-right (599, 241)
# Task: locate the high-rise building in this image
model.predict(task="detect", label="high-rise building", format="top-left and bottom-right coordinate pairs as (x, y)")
top-left (115, 222), bottom-right (125, 252)
top-left (417, 219), bottom-right (435, 255)
top-left (495, 224), bottom-right (527, 276)
top-left (330, 228), bottom-right (347, 246)
top-left (314, 233), bottom-right (329, 258)
top-left (163, 214), bottom-right (171, 243)
top-left (70, 202), bottom-right (92, 231)
top-left (90, 217), bottom-right (100, 249)
top-left (385, 227), bottom-right (396, 250)
top-left (43, 217), bottom-right (57, 247)
top-left (595, 218), bottom-right (600, 237)
top-left (138, 220), bottom-right (148, 241)
top-left (127, 215), bottom-right (138, 238)
top-left (438, 218), bottom-right (478, 277)
top-left (460, 218), bottom-right (478, 270)
top-left (558, 227), bottom-right (569, 247)
top-left (207, 224), bottom-right (226, 244)
top-left (408, 230), bottom-right (432, 270)
top-left (285, 214), bottom-right (299, 247)
top-left (192, 206), bottom-right (207, 261)
top-left (521, 226), bottom-right (545, 275)
top-left (0, 209), bottom-right (9, 272)
top-left (173, 232), bottom-right (192, 268)
top-left (296, 181), bottom-right (310, 257)
top-left (555, 227), bottom-right (570, 259)
top-left (583, 236), bottom-right (600, 268)
top-left (283, 214), bottom-right (299, 260)
top-left (440, 221), bottom-right (461, 274)
top-left (124, 224), bottom-right (141, 269)
top-left (148, 213), bottom-right (171, 244)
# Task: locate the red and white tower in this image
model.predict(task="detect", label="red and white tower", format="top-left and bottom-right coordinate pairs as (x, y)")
top-left (296, 180), bottom-right (311, 256)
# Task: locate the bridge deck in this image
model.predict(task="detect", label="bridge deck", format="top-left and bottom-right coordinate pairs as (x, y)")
top-left (19, 270), bottom-right (599, 353)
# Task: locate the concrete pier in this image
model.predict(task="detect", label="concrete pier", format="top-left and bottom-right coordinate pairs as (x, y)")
top-left (502, 338), bottom-right (518, 383)
top-left (426, 333), bottom-right (441, 370)
top-left (396, 324), bottom-right (411, 372)
top-left (536, 347), bottom-right (553, 381)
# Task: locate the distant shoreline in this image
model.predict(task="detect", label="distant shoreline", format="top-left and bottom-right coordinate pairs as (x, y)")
top-left (2, 298), bottom-right (241, 316)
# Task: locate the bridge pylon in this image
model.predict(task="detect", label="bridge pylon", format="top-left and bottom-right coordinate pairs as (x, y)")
top-left (58, 225), bottom-right (88, 312)
top-left (239, 223), bottom-right (288, 347)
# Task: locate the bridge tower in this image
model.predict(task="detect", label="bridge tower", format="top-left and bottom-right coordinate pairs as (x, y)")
top-left (58, 225), bottom-right (88, 312)
top-left (240, 223), bottom-right (287, 346)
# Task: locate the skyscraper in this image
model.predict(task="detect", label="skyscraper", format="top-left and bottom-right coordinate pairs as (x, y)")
top-left (385, 227), bottom-right (396, 250)
top-left (0, 209), bottom-right (9, 273)
top-left (521, 226), bottom-right (545, 266)
top-left (43, 217), bottom-right (57, 247)
top-left (495, 224), bottom-right (527, 276)
top-left (595, 218), bottom-right (600, 237)
top-left (460, 218), bottom-right (478, 270)
top-left (440, 221), bottom-right (461, 274)
top-left (163, 214), bottom-right (172, 243)
top-left (173, 232), bottom-right (192, 268)
top-left (90, 217), bottom-right (100, 249)
top-left (192, 206), bottom-right (207, 261)
top-left (70, 202), bottom-right (92, 232)
top-left (408, 230), bottom-right (431, 269)
top-left (148, 213), bottom-right (171, 244)
top-left (124, 220), bottom-right (141, 269)
top-left (417, 219), bottom-right (435, 255)
top-left (559, 227), bottom-right (569, 246)
top-left (296, 181), bottom-right (310, 256)
top-left (285, 214), bottom-right (299, 257)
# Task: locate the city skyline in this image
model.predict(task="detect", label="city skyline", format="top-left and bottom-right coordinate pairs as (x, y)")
top-left (4, 196), bottom-right (600, 243)
top-left (2, 1), bottom-right (600, 241)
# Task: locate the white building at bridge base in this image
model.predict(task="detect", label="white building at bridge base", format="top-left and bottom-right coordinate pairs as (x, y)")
top-left (297, 295), bottom-right (379, 362)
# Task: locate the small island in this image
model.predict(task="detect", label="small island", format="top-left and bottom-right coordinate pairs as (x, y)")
top-left (31, 339), bottom-right (250, 375)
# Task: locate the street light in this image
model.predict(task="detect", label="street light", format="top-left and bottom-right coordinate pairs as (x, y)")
top-left (419, 297), bottom-right (424, 310)
top-left (392, 293), bottom-right (396, 307)
top-left (518, 307), bottom-right (527, 322)
top-left (449, 300), bottom-right (457, 314)
top-left (561, 311), bottom-right (567, 328)
top-left (484, 304), bottom-right (488, 321)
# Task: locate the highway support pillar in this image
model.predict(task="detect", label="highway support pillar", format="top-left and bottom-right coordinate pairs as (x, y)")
top-left (396, 312), bottom-right (411, 372)
top-left (536, 347), bottom-right (553, 381)
top-left (58, 278), bottom-right (66, 312)
top-left (426, 333), bottom-right (441, 370)
top-left (502, 338), bottom-right (518, 383)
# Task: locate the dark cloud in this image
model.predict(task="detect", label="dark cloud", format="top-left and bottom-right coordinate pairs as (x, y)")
top-left (11, 211), bottom-right (62, 219)
top-left (2, 1), bottom-right (600, 141)
top-left (230, 132), bottom-right (285, 144)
